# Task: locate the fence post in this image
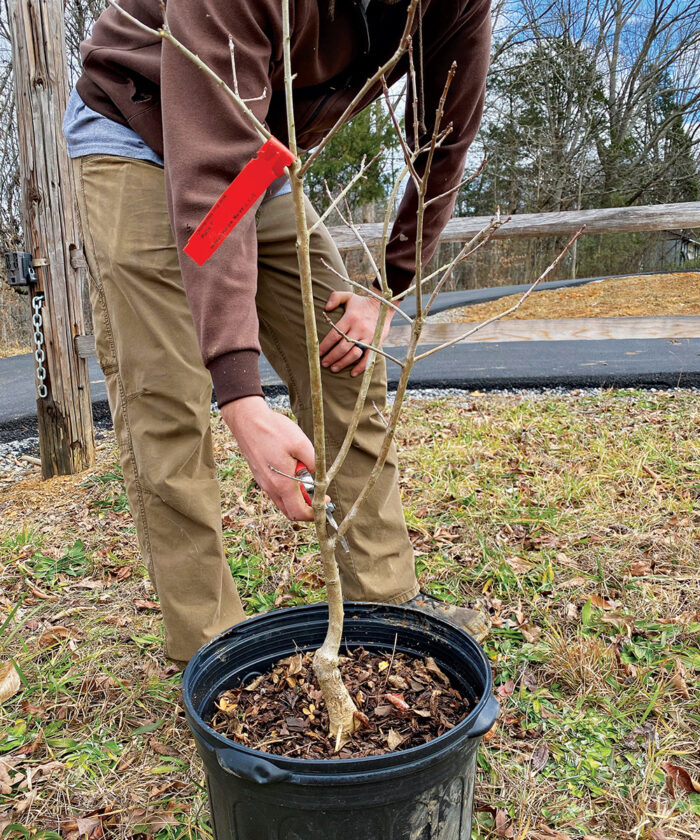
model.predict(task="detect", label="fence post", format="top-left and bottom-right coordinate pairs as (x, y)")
top-left (8, 0), bottom-right (94, 478)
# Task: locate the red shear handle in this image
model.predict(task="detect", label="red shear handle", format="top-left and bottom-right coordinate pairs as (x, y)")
top-left (295, 461), bottom-right (313, 506)
top-left (184, 137), bottom-right (295, 266)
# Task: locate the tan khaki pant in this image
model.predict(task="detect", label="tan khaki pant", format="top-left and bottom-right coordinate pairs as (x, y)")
top-left (75, 154), bottom-right (418, 661)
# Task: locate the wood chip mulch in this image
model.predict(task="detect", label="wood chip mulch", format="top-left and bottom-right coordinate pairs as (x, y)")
top-left (209, 648), bottom-right (474, 759)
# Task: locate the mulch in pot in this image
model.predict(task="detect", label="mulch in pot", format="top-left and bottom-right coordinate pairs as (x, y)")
top-left (208, 646), bottom-right (475, 759)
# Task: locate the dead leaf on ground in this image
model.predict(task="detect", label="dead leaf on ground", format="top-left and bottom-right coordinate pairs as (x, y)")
top-left (650, 829), bottom-right (668, 840)
top-left (148, 738), bottom-right (179, 757)
top-left (668, 659), bottom-right (690, 699)
top-left (628, 560), bottom-right (653, 576)
top-left (495, 808), bottom-right (513, 837)
top-left (531, 826), bottom-right (571, 839)
top-left (424, 657), bottom-right (450, 685)
top-left (520, 622), bottom-right (542, 643)
top-left (38, 626), bottom-right (74, 647)
top-left (0, 661), bottom-right (20, 704)
top-left (133, 599), bottom-right (161, 611)
top-left (505, 555), bottom-right (532, 574)
top-left (496, 679), bottom-right (515, 697)
top-left (386, 729), bottom-right (405, 750)
top-left (531, 741), bottom-right (549, 772)
top-left (385, 693), bottom-right (410, 713)
top-left (0, 759), bottom-right (13, 795)
top-left (660, 762), bottom-right (700, 796)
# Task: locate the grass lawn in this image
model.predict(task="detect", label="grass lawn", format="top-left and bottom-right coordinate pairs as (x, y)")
top-left (0, 389), bottom-right (698, 839)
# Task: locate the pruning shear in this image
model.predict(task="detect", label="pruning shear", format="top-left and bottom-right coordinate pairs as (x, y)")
top-left (295, 461), bottom-right (350, 553)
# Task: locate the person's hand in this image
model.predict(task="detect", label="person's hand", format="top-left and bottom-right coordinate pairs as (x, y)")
top-left (221, 396), bottom-right (316, 521)
top-left (319, 291), bottom-right (394, 377)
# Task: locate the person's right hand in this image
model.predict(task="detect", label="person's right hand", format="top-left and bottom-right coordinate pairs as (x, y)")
top-left (220, 395), bottom-right (316, 521)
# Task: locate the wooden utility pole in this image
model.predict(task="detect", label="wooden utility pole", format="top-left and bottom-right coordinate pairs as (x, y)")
top-left (9, 0), bottom-right (94, 478)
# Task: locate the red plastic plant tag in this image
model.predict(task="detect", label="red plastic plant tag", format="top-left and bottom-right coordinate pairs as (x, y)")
top-left (184, 136), bottom-right (295, 266)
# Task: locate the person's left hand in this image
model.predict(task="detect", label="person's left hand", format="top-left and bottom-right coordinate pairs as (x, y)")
top-left (319, 291), bottom-right (394, 377)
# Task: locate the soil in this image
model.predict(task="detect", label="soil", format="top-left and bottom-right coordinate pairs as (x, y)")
top-left (430, 271), bottom-right (700, 323)
top-left (209, 648), bottom-right (473, 760)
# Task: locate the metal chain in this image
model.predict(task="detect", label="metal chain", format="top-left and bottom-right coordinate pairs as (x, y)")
top-left (31, 294), bottom-right (48, 399)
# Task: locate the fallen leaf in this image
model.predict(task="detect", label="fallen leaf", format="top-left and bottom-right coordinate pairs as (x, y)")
top-left (353, 710), bottom-right (370, 729)
top-left (482, 721), bottom-right (499, 742)
top-left (495, 808), bottom-right (513, 837)
top-left (0, 759), bottom-right (13, 795)
top-left (38, 626), bottom-right (74, 647)
top-left (0, 662), bottom-right (20, 704)
top-left (521, 670), bottom-right (537, 691)
top-left (386, 729), bottom-right (405, 750)
top-left (148, 738), bottom-right (179, 757)
top-left (496, 679), bottom-right (515, 697)
top-left (387, 674), bottom-right (409, 691)
top-left (505, 555), bottom-right (531, 574)
top-left (668, 659), bottom-right (690, 699)
top-left (30, 760), bottom-right (64, 781)
top-left (650, 829), bottom-right (667, 840)
top-left (424, 657), bottom-right (450, 685)
top-left (286, 654), bottom-right (303, 676)
top-left (243, 674), bottom-right (265, 692)
top-left (531, 827), bottom-right (571, 840)
top-left (133, 599), bottom-right (160, 611)
top-left (628, 560), bottom-right (652, 576)
top-left (661, 762), bottom-right (700, 796)
top-left (20, 700), bottom-right (46, 716)
top-left (520, 623), bottom-right (542, 643)
top-left (531, 741), bottom-right (549, 772)
top-left (385, 693), bottom-right (410, 713)
top-left (528, 825), bottom-right (571, 840)
top-left (76, 816), bottom-right (103, 839)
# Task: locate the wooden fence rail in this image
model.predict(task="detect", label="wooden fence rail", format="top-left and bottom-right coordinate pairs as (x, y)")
top-left (328, 201), bottom-right (700, 252)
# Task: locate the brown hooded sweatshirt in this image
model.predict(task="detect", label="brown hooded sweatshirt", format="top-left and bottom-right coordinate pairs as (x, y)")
top-left (76, 0), bottom-right (492, 405)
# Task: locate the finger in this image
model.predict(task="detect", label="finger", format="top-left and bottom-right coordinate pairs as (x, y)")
top-left (321, 336), bottom-right (358, 367)
top-left (319, 324), bottom-right (343, 357)
top-left (319, 309), bottom-right (353, 355)
top-left (350, 353), bottom-right (369, 377)
top-left (328, 346), bottom-right (365, 373)
top-left (324, 290), bottom-right (352, 312)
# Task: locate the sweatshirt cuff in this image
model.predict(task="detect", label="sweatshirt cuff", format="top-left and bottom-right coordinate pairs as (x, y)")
top-left (208, 350), bottom-right (263, 408)
top-left (378, 263), bottom-right (415, 297)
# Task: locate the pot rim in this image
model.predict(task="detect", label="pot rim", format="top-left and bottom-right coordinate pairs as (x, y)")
top-left (183, 601), bottom-right (494, 774)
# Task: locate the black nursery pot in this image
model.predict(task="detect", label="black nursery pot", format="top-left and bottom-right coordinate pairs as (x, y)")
top-left (183, 602), bottom-right (498, 840)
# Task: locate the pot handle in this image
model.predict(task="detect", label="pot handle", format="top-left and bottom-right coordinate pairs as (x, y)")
top-left (216, 748), bottom-right (293, 784)
top-left (465, 694), bottom-right (499, 739)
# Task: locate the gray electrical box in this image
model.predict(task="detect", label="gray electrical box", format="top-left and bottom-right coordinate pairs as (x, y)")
top-left (4, 251), bottom-right (38, 288)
